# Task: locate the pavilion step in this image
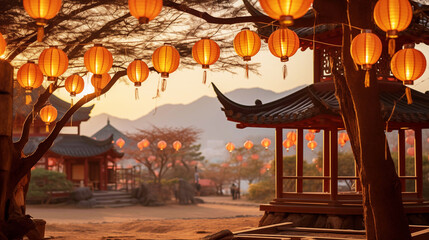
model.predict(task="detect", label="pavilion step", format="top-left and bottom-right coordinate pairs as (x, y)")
top-left (93, 202), bottom-right (136, 208)
top-left (92, 191), bottom-right (137, 207)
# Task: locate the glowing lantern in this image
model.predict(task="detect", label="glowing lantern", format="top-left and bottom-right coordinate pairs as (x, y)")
top-left (233, 28), bottom-right (261, 78)
top-left (373, 0), bottom-right (412, 56)
top-left (309, 129), bottom-right (319, 133)
top-left (192, 37), bottom-right (220, 84)
top-left (157, 140), bottom-right (167, 150)
top-left (152, 44), bottom-right (180, 93)
top-left (173, 140), bottom-right (182, 151)
top-left (17, 61), bottom-right (44, 105)
top-left (242, 162), bottom-right (248, 167)
top-left (38, 46), bottom-right (68, 82)
top-left (251, 154), bottom-right (259, 160)
top-left (91, 73), bottom-right (111, 98)
top-left (406, 136), bottom-right (414, 145)
top-left (307, 140), bottom-right (317, 150)
top-left (167, 163), bottom-right (173, 168)
top-left (84, 44), bottom-right (113, 82)
top-left (261, 138), bottom-right (271, 149)
top-left (39, 104), bottom-right (57, 132)
top-left (350, 29), bottom-right (382, 87)
top-left (137, 139), bottom-right (150, 151)
top-left (127, 59), bottom-right (149, 99)
top-left (338, 137), bottom-right (346, 147)
top-left (283, 139), bottom-right (293, 152)
top-left (116, 138), bottom-right (125, 148)
top-left (64, 74), bottom-right (84, 106)
top-left (258, 0), bottom-right (314, 27)
top-left (407, 147), bottom-right (414, 156)
top-left (406, 129), bottom-right (414, 136)
top-left (148, 155), bottom-right (156, 162)
top-left (221, 163), bottom-right (229, 168)
top-left (343, 133), bottom-right (350, 142)
top-left (23, 0), bottom-right (62, 42)
top-left (244, 140), bottom-right (254, 150)
top-left (137, 141), bottom-right (145, 151)
top-left (236, 155), bottom-right (243, 162)
top-left (287, 131), bottom-right (297, 144)
top-left (268, 28), bottom-right (300, 79)
top-left (226, 142), bottom-right (235, 152)
top-left (305, 133), bottom-right (315, 142)
top-left (0, 33), bottom-right (6, 56)
top-left (260, 168), bottom-right (267, 174)
top-left (427, 137), bottom-right (429, 144)
top-left (128, 0), bottom-right (162, 24)
top-left (391, 44), bottom-right (427, 104)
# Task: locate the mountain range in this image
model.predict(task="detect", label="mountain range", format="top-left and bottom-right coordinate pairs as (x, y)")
top-left (80, 85), bottom-right (318, 162)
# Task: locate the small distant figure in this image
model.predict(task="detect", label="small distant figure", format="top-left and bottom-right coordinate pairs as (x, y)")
top-left (230, 183), bottom-right (237, 200)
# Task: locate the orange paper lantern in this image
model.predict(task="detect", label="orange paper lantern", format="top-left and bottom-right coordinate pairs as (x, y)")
top-left (157, 140), bottom-right (167, 150)
top-left (405, 136), bottom-right (414, 145)
top-left (127, 59), bottom-right (150, 99)
top-left (233, 28), bottom-right (261, 78)
top-left (407, 147), bottom-right (414, 156)
top-left (65, 75), bottom-right (84, 97)
top-left (23, 0), bottom-right (62, 42)
top-left (338, 137), bottom-right (346, 147)
top-left (268, 27), bottom-right (300, 79)
top-left (226, 142), bottom-right (235, 152)
top-left (305, 132), bottom-right (315, 142)
top-left (283, 139), bottom-right (293, 151)
top-left (17, 61), bottom-right (44, 105)
top-left (0, 33), bottom-right (6, 56)
top-left (84, 44), bottom-right (113, 80)
top-left (38, 46), bottom-right (69, 81)
top-left (350, 29), bottom-right (382, 87)
top-left (40, 104), bottom-right (58, 132)
top-left (258, 0), bottom-right (314, 26)
top-left (391, 44), bottom-right (427, 84)
top-left (152, 44), bottom-right (180, 92)
top-left (373, 0), bottom-right (412, 38)
top-left (261, 138), bottom-right (271, 149)
top-left (192, 37), bottom-right (220, 84)
top-left (128, 0), bottom-right (162, 24)
top-left (173, 140), bottom-right (182, 151)
top-left (287, 131), bottom-right (297, 143)
top-left (116, 138), bottom-right (125, 148)
top-left (244, 140), bottom-right (254, 150)
top-left (91, 73), bottom-right (111, 98)
top-left (307, 140), bottom-right (317, 150)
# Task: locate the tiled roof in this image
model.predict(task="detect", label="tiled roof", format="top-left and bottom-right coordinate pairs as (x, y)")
top-left (213, 82), bottom-right (429, 129)
top-left (13, 86), bottom-right (94, 123)
top-left (92, 119), bottom-right (130, 143)
top-left (21, 134), bottom-right (124, 158)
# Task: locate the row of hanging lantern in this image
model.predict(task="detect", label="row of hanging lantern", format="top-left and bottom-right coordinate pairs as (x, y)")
top-left (339, 132), bottom-right (350, 147)
top-left (350, 0), bottom-right (426, 105)
top-left (136, 139), bottom-right (182, 152)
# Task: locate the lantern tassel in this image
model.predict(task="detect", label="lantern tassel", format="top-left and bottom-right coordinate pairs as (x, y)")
top-left (135, 88), bottom-right (139, 100)
top-left (203, 70), bottom-right (207, 84)
top-left (365, 70), bottom-right (370, 88)
top-left (45, 124), bottom-right (49, 133)
top-left (406, 87), bottom-right (413, 105)
top-left (70, 98), bottom-right (73, 108)
top-left (283, 64), bottom-right (288, 80)
top-left (388, 39), bottom-right (396, 58)
top-left (49, 84), bottom-right (53, 93)
top-left (245, 63), bottom-right (249, 79)
top-left (25, 95), bottom-right (32, 105)
top-left (37, 26), bottom-right (44, 42)
top-left (161, 79), bottom-right (167, 92)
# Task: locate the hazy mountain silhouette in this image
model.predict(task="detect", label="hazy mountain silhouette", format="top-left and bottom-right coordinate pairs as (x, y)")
top-left (81, 86), bottom-right (312, 161)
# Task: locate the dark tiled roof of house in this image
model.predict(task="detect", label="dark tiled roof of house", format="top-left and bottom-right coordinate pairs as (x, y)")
top-left (213, 82), bottom-right (429, 129)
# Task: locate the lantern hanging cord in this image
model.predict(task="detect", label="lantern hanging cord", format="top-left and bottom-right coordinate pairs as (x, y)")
top-left (385, 92), bottom-right (406, 132)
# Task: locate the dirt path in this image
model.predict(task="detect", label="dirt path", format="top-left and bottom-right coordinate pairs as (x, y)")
top-left (27, 201), bottom-right (263, 239)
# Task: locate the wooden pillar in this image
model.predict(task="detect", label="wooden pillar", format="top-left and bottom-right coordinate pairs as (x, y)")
top-left (44, 157), bottom-right (49, 170)
top-left (414, 128), bottom-right (423, 200)
top-left (323, 129), bottom-right (330, 192)
top-left (296, 129), bottom-right (304, 193)
top-left (313, 48), bottom-right (321, 83)
top-left (355, 163), bottom-right (361, 192)
top-left (275, 127), bottom-right (283, 199)
top-left (330, 129), bottom-right (338, 201)
top-left (66, 160), bottom-right (71, 181)
top-left (99, 158), bottom-right (104, 190)
top-left (84, 158), bottom-right (89, 187)
top-left (105, 159), bottom-right (109, 190)
top-left (398, 129), bottom-right (406, 192)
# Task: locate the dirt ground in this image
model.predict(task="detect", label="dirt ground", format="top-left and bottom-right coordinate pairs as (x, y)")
top-left (27, 199), bottom-right (263, 240)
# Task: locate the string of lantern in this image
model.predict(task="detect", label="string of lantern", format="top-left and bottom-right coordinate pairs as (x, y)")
top-left (1, 0), bottom-right (426, 130)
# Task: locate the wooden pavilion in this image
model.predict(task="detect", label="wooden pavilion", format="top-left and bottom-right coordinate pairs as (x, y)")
top-left (214, 2), bottom-right (429, 229)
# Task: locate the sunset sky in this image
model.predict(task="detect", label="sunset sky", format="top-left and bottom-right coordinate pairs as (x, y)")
top-left (54, 44), bottom-right (429, 120)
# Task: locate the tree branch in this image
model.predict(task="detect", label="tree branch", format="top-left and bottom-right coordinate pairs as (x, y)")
top-left (13, 70), bottom-right (127, 185)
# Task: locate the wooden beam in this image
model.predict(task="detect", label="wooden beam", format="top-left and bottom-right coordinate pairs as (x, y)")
top-left (399, 129), bottom-right (406, 192)
top-left (275, 127), bottom-right (283, 199)
top-left (323, 129), bottom-right (330, 192)
top-left (330, 129), bottom-right (338, 201)
top-left (297, 129), bottom-right (304, 193)
top-left (84, 158), bottom-right (89, 187)
top-left (414, 128), bottom-right (423, 200)
top-left (411, 228), bottom-right (429, 240)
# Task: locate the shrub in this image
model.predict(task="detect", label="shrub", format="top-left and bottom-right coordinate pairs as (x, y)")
top-left (247, 178), bottom-right (275, 203)
top-left (27, 168), bottom-right (73, 204)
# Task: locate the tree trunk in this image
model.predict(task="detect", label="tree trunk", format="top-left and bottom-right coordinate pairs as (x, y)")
top-left (335, 1), bottom-right (411, 239)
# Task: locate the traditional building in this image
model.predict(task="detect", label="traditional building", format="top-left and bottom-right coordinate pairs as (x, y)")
top-left (14, 87), bottom-right (123, 190)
